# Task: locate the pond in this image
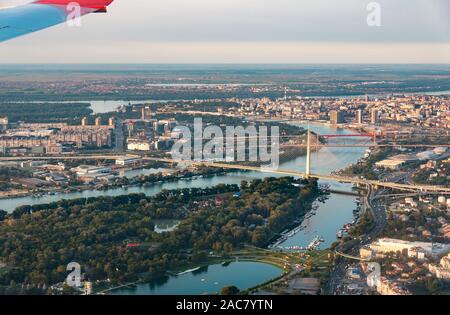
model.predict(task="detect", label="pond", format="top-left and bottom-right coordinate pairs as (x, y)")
top-left (109, 261), bottom-right (283, 295)
top-left (153, 219), bottom-right (181, 233)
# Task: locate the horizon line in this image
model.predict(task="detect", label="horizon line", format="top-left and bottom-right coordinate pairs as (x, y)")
top-left (2, 63), bottom-right (450, 66)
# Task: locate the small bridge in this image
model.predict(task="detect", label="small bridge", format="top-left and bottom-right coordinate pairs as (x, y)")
top-left (335, 250), bottom-right (371, 262)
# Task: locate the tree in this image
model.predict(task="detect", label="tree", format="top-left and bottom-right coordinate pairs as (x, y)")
top-left (61, 283), bottom-right (77, 295)
top-left (240, 180), bottom-right (248, 192)
top-left (0, 210), bottom-right (7, 222)
top-left (0, 177), bottom-right (319, 289)
top-left (220, 285), bottom-right (240, 295)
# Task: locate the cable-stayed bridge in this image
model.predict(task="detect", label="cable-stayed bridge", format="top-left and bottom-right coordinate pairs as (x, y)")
top-left (0, 131), bottom-right (448, 194)
top-left (145, 157), bottom-right (450, 194)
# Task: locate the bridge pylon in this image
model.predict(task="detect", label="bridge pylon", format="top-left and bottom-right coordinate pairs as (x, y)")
top-left (305, 127), bottom-right (311, 178)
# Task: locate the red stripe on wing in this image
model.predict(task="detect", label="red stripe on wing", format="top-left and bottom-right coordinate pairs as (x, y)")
top-left (34, 0), bottom-right (113, 10)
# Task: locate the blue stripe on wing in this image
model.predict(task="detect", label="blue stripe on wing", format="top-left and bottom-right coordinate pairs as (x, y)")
top-left (0, 4), bottom-right (67, 42)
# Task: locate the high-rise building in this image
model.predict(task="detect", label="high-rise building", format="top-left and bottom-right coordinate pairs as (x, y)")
top-left (108, 117), bottom-right (115, 127)
top-left (141, 106), bottom-right (152, 120)
top-left (95, 117), bottom-right (102, 126)
top-left (153, 121), bottom-right (166, 135)
top-left (356, 109), bottom-right (363, 124)
top-left (83, 281), bottom-right (93, 295)
top-left (0, 116), bottom-right (8, 131)
top-left (81, 117), bottom-right (88, 126)
top-left (371, 109), bottom-right (379, 125)
top-left (127, 122), bottom-right (134, 137)
top-left (330, 110), bottom-right (345, 125)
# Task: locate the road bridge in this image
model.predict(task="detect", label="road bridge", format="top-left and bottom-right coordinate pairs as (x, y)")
top-left (281, 144), bottom-right (450, 148)
top-left (1, 131), bottom-right (448, 194)
top-left (1, 159), bottom-right (448, 194)
top-left (334, 250), bottom-right (371, 262)
top-left (144, 157), bottom-right (450, 194)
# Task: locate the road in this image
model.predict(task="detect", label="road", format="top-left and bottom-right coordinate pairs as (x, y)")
top-left (367, 185), bottom-right (388, 239)
top-left (145, 158), bottom-right (450, 194)
top-left (327, 183), bottom-right (387, 295)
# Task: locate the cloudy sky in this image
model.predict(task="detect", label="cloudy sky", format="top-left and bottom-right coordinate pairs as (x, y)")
top-left (1, 0), bottom-right (450, 63)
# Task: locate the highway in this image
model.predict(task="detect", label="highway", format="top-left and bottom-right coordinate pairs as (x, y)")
top-left (327, 183), bottom-right (387, 294)
top-left (366, 185), bottom-right (388, 239)
top-left (334, 250), bottom-right (371, 262)
top-left (145, 158), bottom-right (450, 194)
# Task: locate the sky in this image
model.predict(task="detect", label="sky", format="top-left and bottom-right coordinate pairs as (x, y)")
top-left (1, 0), bottom-right (450, 63)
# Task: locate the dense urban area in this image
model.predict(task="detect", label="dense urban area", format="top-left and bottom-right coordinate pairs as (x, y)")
top-left (0, 65), bottom-right (449, 295)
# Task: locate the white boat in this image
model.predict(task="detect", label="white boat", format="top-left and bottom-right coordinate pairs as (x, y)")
top-left (307, 235), bottom-right (324, 250)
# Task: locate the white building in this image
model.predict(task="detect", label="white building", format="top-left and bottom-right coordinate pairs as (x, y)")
top-left (375, 277), bottom-right (411, 295)
top-left (115, 156), bottom-right (143, 166)
top-left (127, 140), bottom-right (151, 152)
top-left (428, 253), bottom-right (450, 280)
top-left (360, 238), bottom-right (450, 260)
top-left (71, 165), bottom-right (112, 176)
top-left (375, 159), bottom-right (405, 170)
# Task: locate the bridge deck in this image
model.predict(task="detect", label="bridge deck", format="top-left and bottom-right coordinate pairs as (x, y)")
top-left (149, 158), bottom-right (450, 194)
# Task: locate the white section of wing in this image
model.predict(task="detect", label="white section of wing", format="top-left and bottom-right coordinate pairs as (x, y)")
top-left (0, 0), bottom-right (33, 9)
top-left (0, 0), bottom-right (113, 42)
top-left (0, 3), bottom-right (67, 42)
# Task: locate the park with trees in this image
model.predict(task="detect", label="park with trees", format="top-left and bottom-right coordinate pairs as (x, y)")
top-left (0, 176), bottom-right (319, 294)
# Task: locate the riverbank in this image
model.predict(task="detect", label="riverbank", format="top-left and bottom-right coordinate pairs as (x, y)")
top-left (0, 147), bottom-right (310, 213)
top-left (0, 167), bottom-right (242, 210)
top-left (0, 189), bottom-right (31, 200)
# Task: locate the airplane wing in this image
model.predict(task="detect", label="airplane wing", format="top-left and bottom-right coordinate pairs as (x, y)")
top-left (0, 0), bottom-right (113, 42)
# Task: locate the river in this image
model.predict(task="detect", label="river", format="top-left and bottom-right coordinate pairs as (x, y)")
top-left (0, 123), bottom-right (367, 294)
